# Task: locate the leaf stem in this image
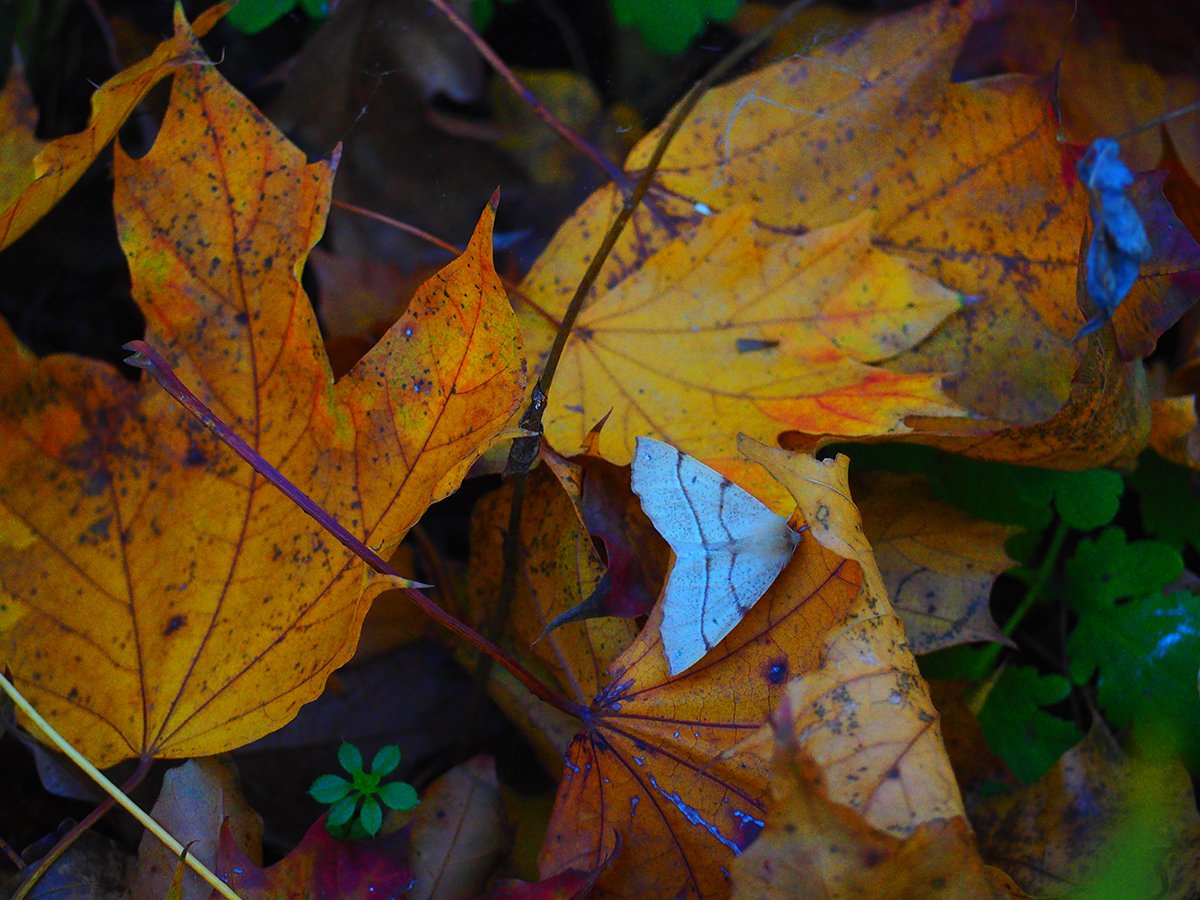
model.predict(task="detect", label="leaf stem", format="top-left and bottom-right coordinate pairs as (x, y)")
top-left (0, 673), bottom-right (243, 900)
top-left (122, 341), bottom-right (584, 720)
top-left (969, 517), bottom-right (1071, 679)
top-left (329, 199), bottom-right (558, 329)
top-left (528, 0), bottom-right (821, 413)
top-left (424, 0), bottom-right (629, 189)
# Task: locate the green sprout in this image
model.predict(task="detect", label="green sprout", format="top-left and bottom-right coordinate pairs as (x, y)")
top-left (310, 742), bottom-right (419, 839)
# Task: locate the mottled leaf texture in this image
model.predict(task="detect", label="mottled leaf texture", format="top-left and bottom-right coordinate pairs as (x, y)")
top-left (538, 525), bottom-right (862, 900)
top-left (854, 471), bottom-right (1014, 653)
top-left (730, 732), bottom-right (1015, 900)
top-left (0, 9), bottom-right (525, 766)
top-left (521, 204), bottom-right (964, 468)
top-left (730, 442), bottom-right (964, 834)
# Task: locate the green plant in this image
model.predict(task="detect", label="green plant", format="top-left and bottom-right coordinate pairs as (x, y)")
top-left (309, 742), bottom-right (419, 839)
top-left (841, 444), bottom-right (1200, 783)
top-left (226, 0), bottom-right (328, 35)
top-left (473, 0), bottom-right (740, 55)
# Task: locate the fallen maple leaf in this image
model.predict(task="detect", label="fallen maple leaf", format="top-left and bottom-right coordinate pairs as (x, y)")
top-left (0, 8), bottom-right (525, 766)
top-left (520, 0), bottom-right (1197, 469)
top-left (521, 203), bottom-right (965, 467)
top-left (536, 525), bottom-right (862, 900)
top-left (524, 441), bottom-right (872, 900)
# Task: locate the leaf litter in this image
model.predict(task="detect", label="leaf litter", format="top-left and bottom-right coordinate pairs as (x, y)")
top-left (1, 1), bottom-right (1200, 899)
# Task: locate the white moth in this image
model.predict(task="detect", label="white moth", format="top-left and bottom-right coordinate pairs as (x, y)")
top-left (631, 436), bottom-right (801, 676)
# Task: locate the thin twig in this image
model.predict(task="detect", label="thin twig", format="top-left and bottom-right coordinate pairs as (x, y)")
top-left (331, 200), bottom-right (463, 258)
top-left (122, 341), bottom-right (584, 720)
top-left (0, 835), bottom-right (22, 869)
top-left (329, 199), bottom-right (558, 328)
top-left (424, 0), bottom-right (630, 189)
top-left (0, 674), bottom-right (242, 900)
top-left (476, 0), bottom-right (822, 716)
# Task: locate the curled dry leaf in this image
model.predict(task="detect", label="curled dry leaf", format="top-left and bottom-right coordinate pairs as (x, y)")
top-left (853, 471), bottom-right (1015, 653)
top-left (730, 727), bottom-right (1017, 900)
top-left (730, 440), bottom-right (962, 833)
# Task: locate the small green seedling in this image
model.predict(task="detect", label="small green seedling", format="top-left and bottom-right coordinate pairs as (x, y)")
top-left (310, 742), bottom-right (419, 839)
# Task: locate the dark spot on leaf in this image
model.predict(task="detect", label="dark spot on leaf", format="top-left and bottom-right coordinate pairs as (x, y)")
top-left (164, 615), bottom-right (186, 636)
top-left (185, 445), bottom-right (207, 467)
top-left (764, 659), bottom-right (788, 684)
top-left (82, 471), bottom-right (110, 497)
top-left (235, 312), bottom-right (249, 325)
top-left (735, 338), bottom-right (779, 353)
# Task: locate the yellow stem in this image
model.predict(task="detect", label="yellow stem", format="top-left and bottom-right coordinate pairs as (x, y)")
top-left (0, 672), bottom-right (244, 900)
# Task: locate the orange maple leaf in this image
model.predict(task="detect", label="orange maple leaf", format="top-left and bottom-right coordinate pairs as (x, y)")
top-left (0, 9), bottom-right (525, 767)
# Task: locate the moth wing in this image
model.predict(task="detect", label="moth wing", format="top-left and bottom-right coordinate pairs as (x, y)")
top-left (660, 525), bottom-right (798, 676)
top-left (631, 436), bottom-right (783, 549)
top-left (632, 436), bottom-right (800, 675)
